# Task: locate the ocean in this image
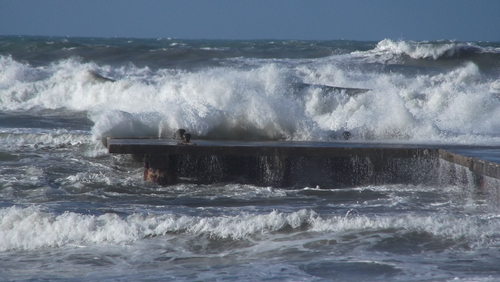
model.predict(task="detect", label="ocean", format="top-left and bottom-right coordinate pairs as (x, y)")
top-left (1, 36), bottom-right (500, 281)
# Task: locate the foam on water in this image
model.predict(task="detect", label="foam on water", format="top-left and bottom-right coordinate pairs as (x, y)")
top-left (1, 205), bottom-right (498, 251)
top-left (352, 39), bottom-right (497, 61)
top-left (0, 130), bottom-right (91, 150)
top-left (2, 54), bottom-right (500, 145)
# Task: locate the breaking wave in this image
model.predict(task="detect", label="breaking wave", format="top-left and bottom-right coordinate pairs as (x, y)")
top-left (1, 206), bottom-right (499, 251)
top-left (2, 39), bottom-right (500, 145)
top-left (352, 39), bottom-right (499, 62)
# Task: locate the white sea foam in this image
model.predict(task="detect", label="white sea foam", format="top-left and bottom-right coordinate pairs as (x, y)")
top-left (352, 39), bottom-right (488, 61)
top-left (1, 206), bottom-right (499, 251)
top-left (0, 130), bottom-right (92, 150)
top-left (1, 54), bottom-right (500, 145)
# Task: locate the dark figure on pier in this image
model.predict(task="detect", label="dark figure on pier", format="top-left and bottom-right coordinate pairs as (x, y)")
top-left (173, 129), bottom-right (186, 140)
top-left (180, 133), bottom-right (196, 145)
top-left (343, 131), bottom-right (351, 140)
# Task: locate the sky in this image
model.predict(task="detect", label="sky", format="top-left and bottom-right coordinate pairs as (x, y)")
top-left (1, 0), bottom-right (499, 42)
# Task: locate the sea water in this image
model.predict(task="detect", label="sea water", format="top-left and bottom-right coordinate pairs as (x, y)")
top-left (1, 36), bottom-right (500, 281)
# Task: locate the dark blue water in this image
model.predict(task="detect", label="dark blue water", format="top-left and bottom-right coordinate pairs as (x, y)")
top-left (1, 36), bottom-right (500, 281)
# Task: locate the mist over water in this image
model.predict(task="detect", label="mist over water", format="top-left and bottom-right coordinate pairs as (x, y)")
top-left (2, 36), bottom-right (500, 281)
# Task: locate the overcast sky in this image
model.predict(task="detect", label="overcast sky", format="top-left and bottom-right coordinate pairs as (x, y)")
top-left (1, 0), bottom-right (499, 41)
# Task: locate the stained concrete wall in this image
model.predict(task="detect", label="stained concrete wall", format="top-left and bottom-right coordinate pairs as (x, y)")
top-left (108, 138), bottom-right (500, 188)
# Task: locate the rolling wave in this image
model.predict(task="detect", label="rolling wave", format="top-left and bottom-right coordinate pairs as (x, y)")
top-left (1, 206), bottom-right (497, 251)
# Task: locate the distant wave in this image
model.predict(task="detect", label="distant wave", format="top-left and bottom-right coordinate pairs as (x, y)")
top-left (352, 39), bottom-right (499, 63)
top-left (378, 39), bottom-right (485, 59)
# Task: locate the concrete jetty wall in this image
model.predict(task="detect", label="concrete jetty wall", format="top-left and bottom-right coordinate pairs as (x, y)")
top-left (107, 138), bottom-right (500, 188)
top-left (439, 150), bottom-right (500, 181)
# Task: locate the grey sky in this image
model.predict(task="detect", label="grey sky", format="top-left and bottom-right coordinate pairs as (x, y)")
top-left (1, 0), bottom-right (499, 41)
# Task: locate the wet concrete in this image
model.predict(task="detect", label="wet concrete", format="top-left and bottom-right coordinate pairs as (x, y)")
top-left (107, 138), bottom-right (500, 188)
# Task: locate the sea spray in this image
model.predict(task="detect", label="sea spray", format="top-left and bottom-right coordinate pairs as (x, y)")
top-left (2, 39), bottom-right (500, 145)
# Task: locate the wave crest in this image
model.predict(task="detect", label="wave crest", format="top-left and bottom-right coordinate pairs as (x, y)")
top-left (352, 39), bottom-right (492, 62)
top-left (0, 207), bottom-right (317, 250)
top-left (2, 53), bottom-right (500, 145)
top-left (2, 206), bottom-right (499, 251)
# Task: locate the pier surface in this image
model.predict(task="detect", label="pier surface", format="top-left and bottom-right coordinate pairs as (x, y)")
top-left (107, 138), bottom-right (500, 187)
top-left (108, 138), bottom-right (438, 158)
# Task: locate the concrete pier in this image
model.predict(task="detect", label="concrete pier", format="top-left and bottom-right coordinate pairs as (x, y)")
top-left (107, 138), bottom-right (500, 188)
